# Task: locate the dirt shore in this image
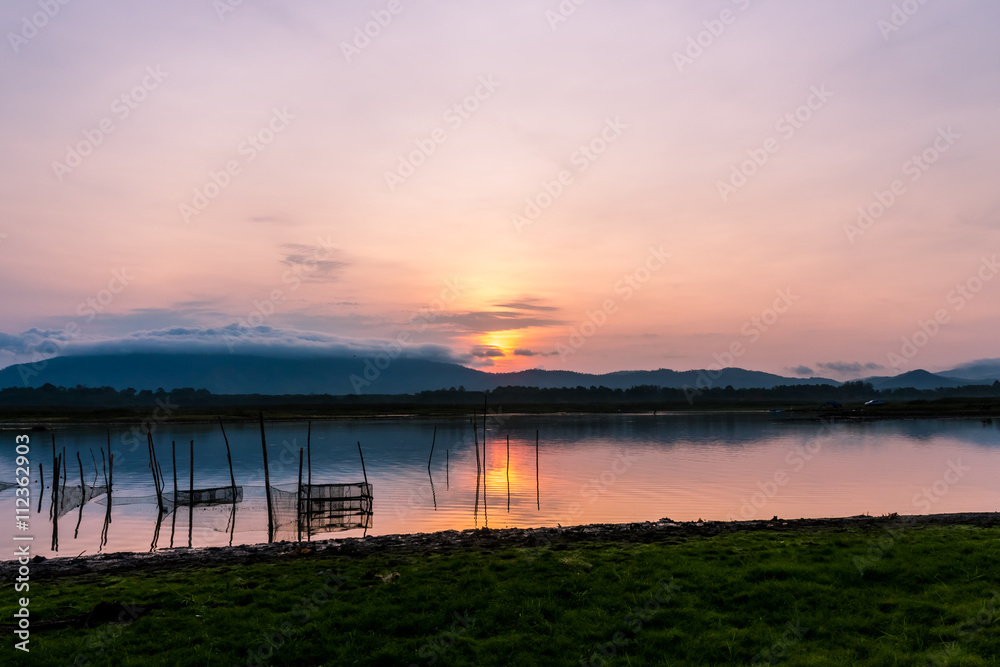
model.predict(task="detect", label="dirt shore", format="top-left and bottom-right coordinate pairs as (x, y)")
top-left (6, 512), bottom-right (999, 581)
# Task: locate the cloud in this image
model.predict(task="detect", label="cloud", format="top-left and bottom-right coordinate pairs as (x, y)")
top-left (433, 311), bottom-right (565, 333)
top-left (816, 361), bottom-right (884, 376)
top-left (494, 299), bottom-right (558, 312)
top-left (470, 345), bottom-right (505, 358)
top-left (513, 348), bottom-right (559, 357)
top-left (787, 365), bottom-right (815, 376)
top-left (280, 243), bottom-right (346, 283)
top-left (0, 325), bottom-right (467, 370)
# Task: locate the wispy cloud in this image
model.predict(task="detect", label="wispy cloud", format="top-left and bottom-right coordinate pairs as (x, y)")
top-left (787, 365), bottom-right (815, 376)
top-left (816, 361), bottom-right (884, 377)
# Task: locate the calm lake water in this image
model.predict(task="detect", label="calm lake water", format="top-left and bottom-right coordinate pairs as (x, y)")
top-left (3, 413), bottom-right (999, 558)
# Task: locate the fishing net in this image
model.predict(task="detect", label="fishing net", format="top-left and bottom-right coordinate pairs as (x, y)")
top-left (269, 482), bottom-right (372, 534)
top-left (169, 486), bottom-right (243, 507)
top-left (55, 484), bottom-right (108, 518)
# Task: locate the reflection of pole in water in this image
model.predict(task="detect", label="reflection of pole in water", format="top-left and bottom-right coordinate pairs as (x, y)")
top-left (483, 396), bottom-right (487, 527)
top-left (472, 417), bottom-right (480, 526)
top-left (428, 426), bottom-right (437, 510)
top-left (536, 430), bottom-right (540, 511)
top-left (506, 434), bottom-right (510, 513)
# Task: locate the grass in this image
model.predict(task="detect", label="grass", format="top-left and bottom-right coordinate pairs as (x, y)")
top-left (6, 524), bottom-right (1000, 666)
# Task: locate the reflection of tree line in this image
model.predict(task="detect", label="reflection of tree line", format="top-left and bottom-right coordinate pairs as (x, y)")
top-left (7, 381), bottom-right (1000, 417)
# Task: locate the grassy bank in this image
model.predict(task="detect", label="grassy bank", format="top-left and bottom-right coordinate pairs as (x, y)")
top-left (6, 522), bottom-right (1000, 666)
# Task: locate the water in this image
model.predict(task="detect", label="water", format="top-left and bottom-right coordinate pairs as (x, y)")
top-left (2, 413), bottom-right (999, 558)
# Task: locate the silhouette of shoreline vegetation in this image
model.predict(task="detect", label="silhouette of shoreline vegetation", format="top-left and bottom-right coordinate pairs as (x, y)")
top-left (1, 380), bottom-right (999, 422)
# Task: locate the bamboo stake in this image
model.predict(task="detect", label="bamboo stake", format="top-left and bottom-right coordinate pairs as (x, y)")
top-left (297, 448), bottom-right (304, 542)
top-left (259, 412), bottom-right (273, 542)
top-left (75, 451), bottom-right (85, 538)
top-left (446, 450), bottom-right (449, 490)
top-left (170, 441), bottom-right (177, 548)
top-left (306, 424), bottom-right (312, 541)
top-left (506, 434), bottom-right (510, 513)
top-left (427, 426), bottom-right (437, 471)
top-left (37, 462), bottom-right (44, 514)
top-left (188, 439), bottom-right (194, 548)
top-left (218, 418), bottom-right (238, 500)
top-left (472, 417), bottom-right (480, 524)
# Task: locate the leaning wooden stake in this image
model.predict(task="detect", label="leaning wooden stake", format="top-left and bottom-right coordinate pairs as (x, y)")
top-left (188, 439), bottom-right (194, 548)
top-left (218, 418), bottom-right (238, 500)
top-left (297, 448), bottom-right (304, 542)
top-left (306, 421), bottom-right (312, 541)
top-left (75, 452), bottom-right (85, 538)
top-left (482, 397), bottom-right (488, 527)
top-left (427, 426), bottom-right (437, 471)
top-left (259, 412), bottom-right (274, 542)
top-left (170, 441), bottom-right (178, 548)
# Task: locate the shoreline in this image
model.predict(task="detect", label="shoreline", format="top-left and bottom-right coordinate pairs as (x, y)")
top-left (8, 511), bottom-right (1000, 579)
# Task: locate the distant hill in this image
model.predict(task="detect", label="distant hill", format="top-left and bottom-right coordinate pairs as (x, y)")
top-left (0, 352), bottom-right (839, 395)
top-left (864, 369), bottom-right (972, 391)
top-left (941, 359), bottom-right (1000, 384)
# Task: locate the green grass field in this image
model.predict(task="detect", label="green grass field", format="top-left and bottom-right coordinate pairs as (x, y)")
top-left (6, 523), bottom-right (1000, 666)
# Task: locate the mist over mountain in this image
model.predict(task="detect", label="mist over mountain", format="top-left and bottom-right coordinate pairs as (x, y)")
top-left (0, 352), bottom-right (840, 395)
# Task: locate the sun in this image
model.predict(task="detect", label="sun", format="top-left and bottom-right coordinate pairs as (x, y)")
top-left (479, 330), bottom-right (523, 355)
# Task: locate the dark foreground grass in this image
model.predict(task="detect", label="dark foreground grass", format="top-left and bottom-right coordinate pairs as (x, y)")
top-left (6, 524), bottom-right (1000, 666)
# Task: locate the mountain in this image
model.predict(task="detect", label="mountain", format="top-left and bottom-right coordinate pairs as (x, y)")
top-left (863, 369), bottom-right (971, 391)
top-left (0, 353), bottom-right (839, 395)
top-left (941, 359), bottom-right (1000, 384)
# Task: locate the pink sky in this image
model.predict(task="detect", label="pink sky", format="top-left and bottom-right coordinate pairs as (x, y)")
top-left (1, 0), bottom-right (998, 380)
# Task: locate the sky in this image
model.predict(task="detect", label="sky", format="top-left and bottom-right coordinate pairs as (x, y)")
top-left (1, 0), bottom-right (999, 381)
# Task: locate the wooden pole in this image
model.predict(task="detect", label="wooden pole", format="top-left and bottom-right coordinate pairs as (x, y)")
top-left (90, 448), bottom-right (98, 485)
top-left (218, 418), bottom-right (238, 500)
top-left (536, 430), bottom-right (540, 511)
top-left (259, 412), bottom-right (274, 542)
top-left (357, 441), bottom-right (368, 486)
top-left (306, 421), bottom-right (312, 541)
top-left (188, 439), bottom-right (194, 548)
top-left (297, 448), bottom-right (304, 542)
top-left (37, 463), bottom-right (44, 514)
top-left (147, 429), bottom-right (163, 515)
top-left (427, 426), bottom-right (437, 471)
top-left (446, 450), bottom-right (449, 489)
top-left (49, 435), bottom-right (56, 520)
top-left (75, 451), bottom-right (85, 538)
top-left (170, 441), bottom-right (177, 548)
top-left (482, 397), bottom-right (487, 526)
